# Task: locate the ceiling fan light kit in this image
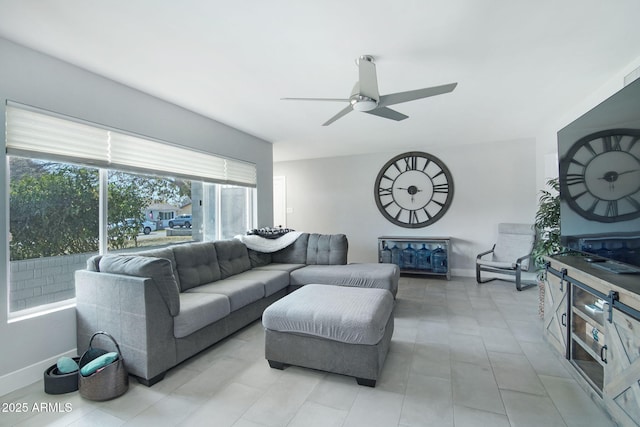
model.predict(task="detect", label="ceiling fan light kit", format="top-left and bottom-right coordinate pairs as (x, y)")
top-left (350, 96), bottom-right (377, 111)
top-left (282, 55), bottom-right (457, 125)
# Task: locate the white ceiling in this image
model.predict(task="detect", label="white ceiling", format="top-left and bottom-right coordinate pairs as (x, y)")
top-left (0, 1), bottom-right (639, 162)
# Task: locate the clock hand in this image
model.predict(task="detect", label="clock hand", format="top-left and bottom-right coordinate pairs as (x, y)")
top-left (396, 186), bottom-right (422, 203)
top-left (597, 169), bottom-right (640, 191)
top-left (396, 187), bottom-right (423, 193)
top-left (597, 169), bottom-right (639, 182)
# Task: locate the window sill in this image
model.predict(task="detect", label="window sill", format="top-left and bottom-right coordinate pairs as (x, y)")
top-left (7, 299), bottom-right (76, 324)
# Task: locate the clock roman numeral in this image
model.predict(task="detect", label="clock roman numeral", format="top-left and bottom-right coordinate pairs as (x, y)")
top-left (586, 199), bottom-right (599, 214)
top-left (584, 141), bottom-right (597, 157)
top-left (394, 208), bottom-right (405, 221)
top-left (605, 200), bottom-right (618, 217)
top-left (409, 210), bottom-right (419, 224)
top-left (569, 158), bottom-right (586, 168)
top-left (571, 190), bottom-right (589, 200)
top-left (382, 172), bottom-right (396, 182)
top-left (602, 135), bottom-right (622, 152)
top-left (378, 187), bottom-right (393, 196)
top-left (382, 200), bottom-right (396, 209)
top-left (430, 199), bottom-right (445, 208)
top-left (433, 183), bottom-right (449, 193)
top-left (389, 161), bottom-right (404, 173)
top-left (404, 156), bottom-right (418, 171)
top-left (565, 173), bottom-right (585, 186)
top-left (432, 170), bottom-right (445, 180)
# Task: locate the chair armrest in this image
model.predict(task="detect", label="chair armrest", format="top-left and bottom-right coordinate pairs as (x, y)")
top-left (514, 252), bottom-right (533, 271)
top-left (476, 244), bottom-right (496, 260)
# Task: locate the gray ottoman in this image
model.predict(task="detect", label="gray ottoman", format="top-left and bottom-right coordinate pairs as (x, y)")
top-left (262, 284), bottom-right (394, 387)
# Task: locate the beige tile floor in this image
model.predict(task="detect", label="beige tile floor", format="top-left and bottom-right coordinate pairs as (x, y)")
top-left (0, 276), bottom-right (615, 426)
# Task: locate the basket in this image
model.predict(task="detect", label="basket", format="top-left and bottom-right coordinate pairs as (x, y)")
top-left (43, 357), bottom-right (80, 394)
top-left (78, 331), bottom-right (129, 401)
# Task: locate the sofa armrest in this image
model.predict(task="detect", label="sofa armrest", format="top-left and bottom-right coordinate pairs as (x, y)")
top-left (75, 270), bottom-right (177, 382)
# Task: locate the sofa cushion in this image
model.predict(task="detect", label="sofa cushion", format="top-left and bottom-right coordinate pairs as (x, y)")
top-left (214, 239), bottom-right (251, 279)
top-left (271, 233), bottom-right (310, 264)
top-left (172, 242), bottom-right (221, 291)
top-left (290, 263), bottom-right (399, 297)
top-left (186, 279), bottom-right (264, 312)
top-left (174, 292), bottom-right (230, 338)
top-left (128, 247), bottom-right (183, 290)
top-left (306, 233), bottom-right (348, 265)
top-left (263, 284), bottom-right (394, 345)
top-left (227, 270), bottom-right (290, 297)
top-left (99, 255), bottom-right (180, 316)
top-left (247, 249), bottom-right (272, 268)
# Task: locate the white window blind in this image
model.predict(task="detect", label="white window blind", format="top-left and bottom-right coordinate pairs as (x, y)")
top-left (5, 103), bottom-right (257, 187)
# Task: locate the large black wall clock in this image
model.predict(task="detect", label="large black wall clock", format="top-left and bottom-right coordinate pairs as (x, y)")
top-left (559, 128), bottom-right (640, 223)
top-left (374, 151), bottom-right (454, 228)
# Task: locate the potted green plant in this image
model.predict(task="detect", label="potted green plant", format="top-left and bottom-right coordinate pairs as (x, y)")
top-left (532, 177), bottom-right (561, 317)
top-left (533, 177), bottom-right (561, 270)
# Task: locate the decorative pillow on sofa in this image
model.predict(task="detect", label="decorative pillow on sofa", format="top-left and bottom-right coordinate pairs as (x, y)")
top-left (99, 255), bottom-right (180, 316)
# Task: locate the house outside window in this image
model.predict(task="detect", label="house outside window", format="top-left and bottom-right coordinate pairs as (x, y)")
top-left (6, 104), bottom-right (257, 316)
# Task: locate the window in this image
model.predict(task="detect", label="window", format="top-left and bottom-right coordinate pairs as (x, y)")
top-left (201, 183), bottom-right (255, 241)
top-left (107, 170), bottom-right (193, 251)
top-left (9, 158), bottom-right (99, 312)
top-left (6, 103), bottom-right (257, 315)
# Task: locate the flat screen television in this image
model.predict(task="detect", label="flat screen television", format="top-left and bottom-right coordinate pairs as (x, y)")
top-left (557, 77), bottom-right (640, 273)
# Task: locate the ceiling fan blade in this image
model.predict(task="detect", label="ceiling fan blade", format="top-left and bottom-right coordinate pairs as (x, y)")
top-left (378, 83), bottom-right (457, 107)
top-left (364, 107), bottom-right (408, 121)
top-left (322, 105), bottom-right (353, 126)
top-left (358, 56), bottom-right (379, 100)
top-left (281, 97), bottom-right (350, 102)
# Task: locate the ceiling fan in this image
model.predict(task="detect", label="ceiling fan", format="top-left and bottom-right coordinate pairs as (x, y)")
top-left (282, 55), bottom-right (457, 126)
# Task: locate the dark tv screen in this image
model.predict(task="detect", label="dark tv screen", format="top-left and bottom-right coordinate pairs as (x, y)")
top-left (557, 77), bottom-right (640, 270)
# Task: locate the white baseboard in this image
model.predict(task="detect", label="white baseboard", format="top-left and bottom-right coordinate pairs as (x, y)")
top-left (0, 349), bottom-right (77, 397)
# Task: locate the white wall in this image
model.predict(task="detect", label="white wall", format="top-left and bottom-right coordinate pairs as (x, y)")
top-left (0, 38), bottom-right (273, 395)
top-left (274, 138), bottom-right (537, 276)
top-left (276, 55), bottom-right (640, 278)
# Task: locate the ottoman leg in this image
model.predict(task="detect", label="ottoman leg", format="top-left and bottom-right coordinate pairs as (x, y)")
top-left (356, 377), bottom-right (376, 387)
top-left (268, 360), bottom-right (285, 370)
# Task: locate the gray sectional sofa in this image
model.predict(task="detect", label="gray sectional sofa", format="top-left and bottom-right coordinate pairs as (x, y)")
top-left (75, 233), bottom-right (399, 386)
